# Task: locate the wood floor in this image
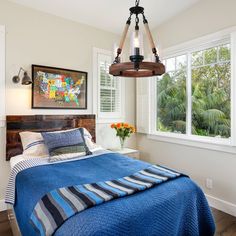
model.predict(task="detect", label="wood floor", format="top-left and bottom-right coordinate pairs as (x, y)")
top-left (212, 208), bottom-right (236, 236)
top-left (0, 210), bottom-right (13, 236)
top-left (0, 208), bottom-right (235, 236)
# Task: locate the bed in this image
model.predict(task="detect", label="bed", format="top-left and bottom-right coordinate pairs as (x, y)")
top-left (5, 115), bottom-right (215, 236)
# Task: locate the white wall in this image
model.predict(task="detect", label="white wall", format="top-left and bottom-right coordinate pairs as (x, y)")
top-left (138, 0), bottom-right (236, 214)
top-left (0, 1), bottom-right (136, 202)
top-left (155, 0), bottom-right (236, 49)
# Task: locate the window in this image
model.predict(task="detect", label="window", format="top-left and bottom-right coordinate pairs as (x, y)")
top-left (93, 48), bottom-right (124, 122)
top-left (157, 55), bottom-right (187, 134)
top-left (150, 31), bottom-right (236, 147)
top-left (99, 55), bottom-right (120, 113)
top-left (191, 44), bottom-right (231, 138)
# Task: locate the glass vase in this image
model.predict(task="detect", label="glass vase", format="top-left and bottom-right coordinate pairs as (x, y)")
top-left (119, 137), bottom-right (126, 150)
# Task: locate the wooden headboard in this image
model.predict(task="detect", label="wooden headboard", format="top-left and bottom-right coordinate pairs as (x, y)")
top-left (6, 115), bottom-right (96, 161)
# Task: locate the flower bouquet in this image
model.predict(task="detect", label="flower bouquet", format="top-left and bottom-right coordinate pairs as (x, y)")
top-left (111, 122), bottom-right (136, 149)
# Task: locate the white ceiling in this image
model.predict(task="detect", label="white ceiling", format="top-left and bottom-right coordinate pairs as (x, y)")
top-left (9, 0), bottom-right (200, 34)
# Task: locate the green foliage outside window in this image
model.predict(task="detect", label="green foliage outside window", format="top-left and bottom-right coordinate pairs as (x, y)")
top-left (156, 44), bottom-right (231, 138)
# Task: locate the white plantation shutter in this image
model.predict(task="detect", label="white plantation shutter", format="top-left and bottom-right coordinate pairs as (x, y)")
top-left (99, 56), bottom-right (121, 114)
top-left (93, 48), bottom-right (123, 122)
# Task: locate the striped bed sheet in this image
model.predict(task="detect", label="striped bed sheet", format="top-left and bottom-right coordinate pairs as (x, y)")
top-left (5, 149), bottom-right (110, 205)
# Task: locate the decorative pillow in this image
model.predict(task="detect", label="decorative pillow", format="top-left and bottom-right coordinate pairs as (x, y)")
top-left (19, 131), bottom-right (48, 158)
top-left (42, 128), bottom-right (92, 162)
top-left (83, 128), bottom-right (102, 151)
top-left (19, 128), bottom-right (100, 159)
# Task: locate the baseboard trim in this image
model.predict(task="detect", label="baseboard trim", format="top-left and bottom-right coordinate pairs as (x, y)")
top-left (205, 194), bottom-right (236, 217)
top-left (0, 199), bottom-right (6, 211)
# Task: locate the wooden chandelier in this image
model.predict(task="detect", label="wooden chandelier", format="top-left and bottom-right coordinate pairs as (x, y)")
top-left (109, 0), bottom-right (165, 78)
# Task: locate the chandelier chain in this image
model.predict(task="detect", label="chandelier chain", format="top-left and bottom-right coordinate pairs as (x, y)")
top-left (126, 12), bottom-right (133, 25)
top-left (142, 13), bottom-right (148, 23)
top-left (128, 12), bottom-right (133, 21)
top-left (135, 0), bottom-right (140, 7)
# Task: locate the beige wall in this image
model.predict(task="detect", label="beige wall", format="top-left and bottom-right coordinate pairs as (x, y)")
top-left (155, 0), bottom-right (236, 49)
top-left (138, 0), bottom-right (236, 207)
top-left (0, 1), bottom-right (136, 201)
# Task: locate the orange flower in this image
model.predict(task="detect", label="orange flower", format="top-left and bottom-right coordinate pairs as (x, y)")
top-left (131, 126), bottom-right (136, 133)
top-left (111, 122), bottom-right (135, 134)
top-left (124, 123), bottom-right (129, 128)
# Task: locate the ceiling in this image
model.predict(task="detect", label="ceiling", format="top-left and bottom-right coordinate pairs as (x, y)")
top-left (9, 0), bottom-right (200, 34)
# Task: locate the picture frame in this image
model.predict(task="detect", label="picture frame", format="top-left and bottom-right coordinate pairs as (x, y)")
top-left (31, 65), bottom-right (87, 109)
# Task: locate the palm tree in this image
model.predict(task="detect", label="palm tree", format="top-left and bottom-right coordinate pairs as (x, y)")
top-left (156, 45), bottom-right (230, 138)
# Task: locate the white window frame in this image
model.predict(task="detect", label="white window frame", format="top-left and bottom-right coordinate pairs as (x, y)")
top-left (148, 27), bottom-right (236, 153)
top-left (93, 47), bottom-right (125, 124)
top-left (0, 25), bottom-right (5, 128)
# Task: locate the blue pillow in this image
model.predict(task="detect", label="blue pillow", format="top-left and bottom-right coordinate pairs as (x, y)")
top-left (42, 128), bottom-right (92, 159)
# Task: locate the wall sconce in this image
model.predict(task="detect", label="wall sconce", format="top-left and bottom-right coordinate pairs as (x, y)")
top-left (12, 67), bottom-right (32, 85)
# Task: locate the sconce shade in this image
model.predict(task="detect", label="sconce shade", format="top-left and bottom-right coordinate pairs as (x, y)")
top-left (21, 72), bottom-right (32, 85)
top-left (12, 67), bottom-right (32, 85)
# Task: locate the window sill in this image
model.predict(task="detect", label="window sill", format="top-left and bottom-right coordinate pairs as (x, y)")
top-left (147, 132), bottom-right (236, 154)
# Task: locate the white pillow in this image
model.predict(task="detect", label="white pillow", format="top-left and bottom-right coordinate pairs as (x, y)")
top-left (19, 128), bottom-right (102, 158)
top-left (83, 128), bottom-right (102, 150)
top-left (19, 131), bottom-right (48, 158)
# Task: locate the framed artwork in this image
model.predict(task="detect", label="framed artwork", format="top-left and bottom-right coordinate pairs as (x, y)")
top-left (32, 65), bottom-right (87, 109)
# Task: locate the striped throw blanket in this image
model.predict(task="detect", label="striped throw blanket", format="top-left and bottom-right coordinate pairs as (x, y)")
top-left (30, 165), bottom-right (184, 236)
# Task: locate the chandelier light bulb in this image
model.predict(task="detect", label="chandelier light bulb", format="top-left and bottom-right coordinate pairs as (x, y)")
top-left (131, 30), bottom-right (143, 56)
top-left (134, 31), bottom-right (140, 48)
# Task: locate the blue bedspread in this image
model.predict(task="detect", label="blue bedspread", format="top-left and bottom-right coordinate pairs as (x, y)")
top-left (14, 152), bottom-right (215, 236)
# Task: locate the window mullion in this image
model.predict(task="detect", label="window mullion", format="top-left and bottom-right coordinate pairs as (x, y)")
top-left (230, 32), bottom-right (236, 146)
top-left (186, 52), bottom-right (192, 136)
top-left (154, 78), bottom-right (158, 131)
top-left (111, 86), bottom-right (113, 112)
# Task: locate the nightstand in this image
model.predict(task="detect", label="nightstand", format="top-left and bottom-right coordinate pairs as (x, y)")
top-left (109, 148), bottom-right (140, 159)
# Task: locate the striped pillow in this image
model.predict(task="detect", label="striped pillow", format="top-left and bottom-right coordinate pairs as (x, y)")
top-left (19, 132), bottom-right (48, 158)
top-left (42, 128), bottom-right (92, 162)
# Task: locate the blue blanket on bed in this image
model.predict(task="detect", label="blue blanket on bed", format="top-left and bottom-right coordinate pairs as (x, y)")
top-left (30, 164), bottom-right (184, 236)
top-left (14, 152), bottom-right (215, 236)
